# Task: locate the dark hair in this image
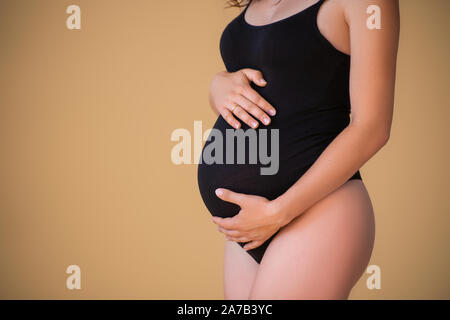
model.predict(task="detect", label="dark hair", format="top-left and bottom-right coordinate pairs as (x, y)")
top-left (226, 0), bottom-right (282, 8)
top-left (226, 0), bottom-right (252, 8)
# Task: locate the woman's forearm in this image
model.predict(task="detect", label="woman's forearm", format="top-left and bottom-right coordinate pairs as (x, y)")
top-left (269, 0), bottom-right (399, 227)
top-left (272, 121), bottom-right (390, 227)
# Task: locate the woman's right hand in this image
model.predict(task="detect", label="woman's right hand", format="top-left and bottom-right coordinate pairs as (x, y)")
top-left (209, 69), bottom-right (276, 129)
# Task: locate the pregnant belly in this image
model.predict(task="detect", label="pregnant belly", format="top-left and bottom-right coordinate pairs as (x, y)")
top-left (197, 109), bottom-right (350, 218)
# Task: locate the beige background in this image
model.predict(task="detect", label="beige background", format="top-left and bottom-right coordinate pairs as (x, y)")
top-left (0, 0), bottom-right (448, 299)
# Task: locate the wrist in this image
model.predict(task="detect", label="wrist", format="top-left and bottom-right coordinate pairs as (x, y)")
top-left (214, 70), bottom-right (228, 80)
top-left (268, 196), bottom-right (294, 228)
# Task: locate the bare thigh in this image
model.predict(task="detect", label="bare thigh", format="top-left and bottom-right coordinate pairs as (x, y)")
top-left (223, 240), bottom-right (259, 299)
top-left (249, 179), bottom-right (375, 300)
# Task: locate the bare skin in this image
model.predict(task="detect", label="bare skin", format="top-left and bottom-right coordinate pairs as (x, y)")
top-left (225, 180), bottom-right (375, 299)
top-left (209, 0), bottom-right (399, 299)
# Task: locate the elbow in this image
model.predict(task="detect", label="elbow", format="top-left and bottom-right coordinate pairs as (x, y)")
top-left (374, 129), bottom-right (390, 150)
top-left (350, 120), bottom-right (391, 152)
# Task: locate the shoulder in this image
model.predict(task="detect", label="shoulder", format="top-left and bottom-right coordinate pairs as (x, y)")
top-left (324, 0), bottom-right (400, 54)
top-left (335, 0), bottom-right (400, 28)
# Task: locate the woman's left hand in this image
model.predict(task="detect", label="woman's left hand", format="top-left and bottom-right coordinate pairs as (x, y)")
top-left (212, 188), bottom-right (286, 251)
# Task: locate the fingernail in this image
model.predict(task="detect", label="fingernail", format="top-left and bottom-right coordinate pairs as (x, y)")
top-left (259, 79), bottom-right (266, 84)
top-left (215, 188), bottom-right (224, 197)
top-left (251, 121), bottom-right (258, 128)
top-left (263, 117), bottom-right (270, 125)
top-left (234, 122), bottom-right (240, 129)
top-left (269, 109), bottom-right (276, 116)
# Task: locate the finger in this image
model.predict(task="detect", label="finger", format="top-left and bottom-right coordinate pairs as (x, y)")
top-left (240, 87), bottom-right (276, 116)
top-left (240, 68), bottom-right (267, 87)
top-left (230, 236), bottom-right (251, 243)
top-left (217, 226), bottom-right (242, 238)
top-left (231, 105), bottom-right (259, 129)
top-left (243, 240), bottom-right (264, 251)
top-left (215, 188), bottom-right (245, 207)
top-left (220, 108), bottom-right (241, 129)
top-left (212, 215), bottom-right (240, 230)
top-left (218, 226), bottom-right (233, 235)
top-left (238, 68), bottom-right (276, 116)
top-left (234, 94), bottom-right (271, 126)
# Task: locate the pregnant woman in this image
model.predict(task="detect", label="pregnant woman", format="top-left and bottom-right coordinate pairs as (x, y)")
top-left (197, 0), bottom-right (399, 299)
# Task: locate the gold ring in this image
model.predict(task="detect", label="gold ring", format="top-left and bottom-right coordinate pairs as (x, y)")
top-left (230, 104), bottom-right (238, 112)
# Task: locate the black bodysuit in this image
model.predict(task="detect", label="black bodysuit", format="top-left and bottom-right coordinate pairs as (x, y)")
top-left (197, 0), bottom-right (361, 264)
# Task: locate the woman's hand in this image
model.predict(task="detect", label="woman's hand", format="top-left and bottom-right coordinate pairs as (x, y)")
top-left (209, 69), bottom-right (276, 129)
top-left (211, 188), bottom-right (287, 251)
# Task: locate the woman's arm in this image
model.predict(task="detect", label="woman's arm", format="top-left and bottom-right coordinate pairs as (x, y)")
top-left (273, 0), bottom-right (400, 226)
top-left (213, 0), bottom-right (400, 250)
